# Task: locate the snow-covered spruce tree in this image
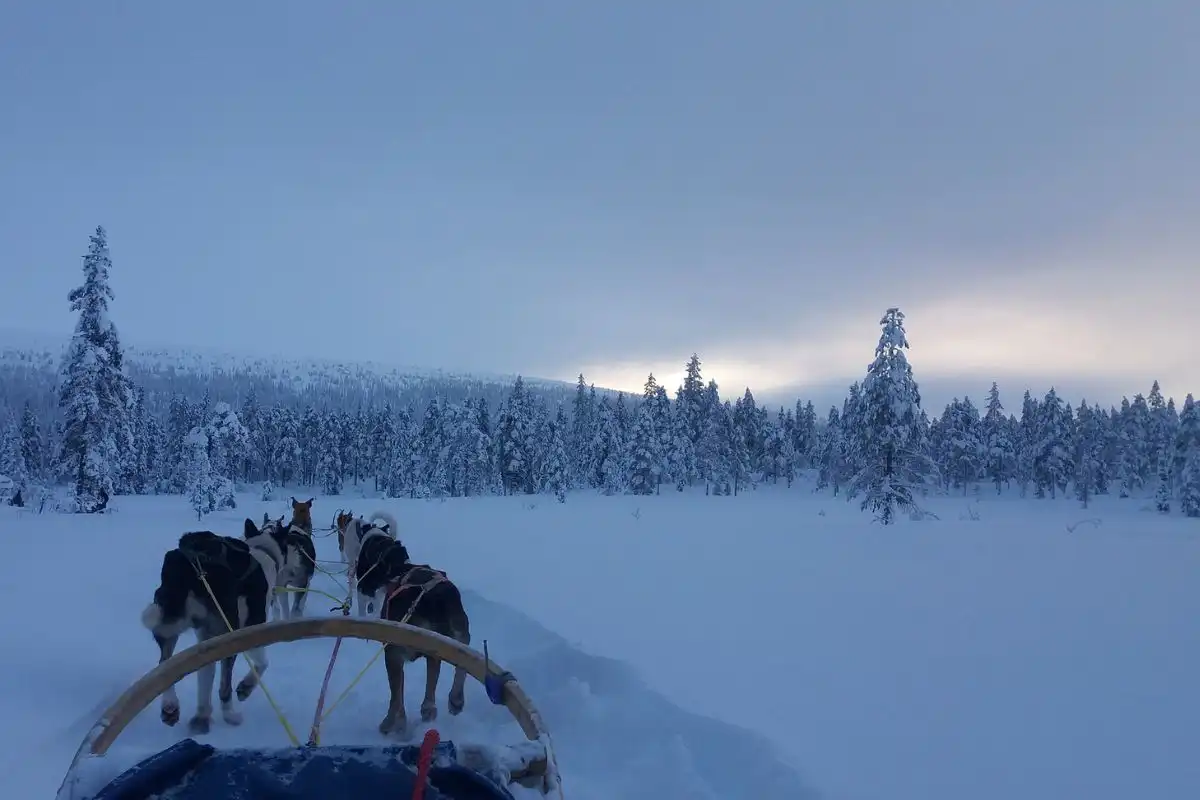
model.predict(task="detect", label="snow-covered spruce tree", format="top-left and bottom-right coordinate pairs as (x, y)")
top-left (732, 389), bottom-right (766, 484)
top-left (980, 383), bottom-right (1014, 493)
top-left (943, 397), bottom-right (984, 494)
top-left (1174, 395), bottom-right (1200, 480)
top-left (496, 377), bottom-right (540, 494)
top-left (542, 409), bottom-right (570, 503)
top-left (591, 396), bottom-right (629, 495)
top-left (792, 400), bottom-right (818, 469)
top-left (0, 412), bottom-right (28, 497)
top-left (1031, 389), bottom-right (1073, 499)
top-left (1015, 391), bottom-right (1039, 497)
top-left (56, 226), bottom-right (136, 512)
top-left (650, 384), bottom-right (674, 492)
top-left (1074, 401), bottom-right (1104, 508)
top-left (763, 408), bottom-right (796, 486)
top-left (814, 406), bottom-right (846, 494)
top-left (667, 400), bottom-right (696, 492)
top-left (19, 401), bottom-right (44, 484)
top-left (626, 400), bottom-right (660, 496)
top-left (1154, 450), bottom-right (1172, 513)
top-left (317, 410), bottom-right (344, 496)
top-left (847, 308), bottom-right (930, 524)
top-left (385, 406), bottom-right (417, 498)
top-left (184, 426), bottom-right (217, 519)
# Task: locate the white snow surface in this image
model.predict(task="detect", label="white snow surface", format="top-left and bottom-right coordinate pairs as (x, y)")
top-left (1, 485), bottom-right (1198, 800)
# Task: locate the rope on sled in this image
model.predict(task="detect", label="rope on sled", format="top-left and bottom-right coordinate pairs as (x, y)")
top-left (192, 565), bottom-right (303, 747)
top-left (306, 578), bottom-right (440, 743)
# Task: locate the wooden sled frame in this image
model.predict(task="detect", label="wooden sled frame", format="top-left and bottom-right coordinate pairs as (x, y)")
top-left (62, 618), bottom-right (559, 795)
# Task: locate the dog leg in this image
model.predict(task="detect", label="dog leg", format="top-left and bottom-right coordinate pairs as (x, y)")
top-left (154, 633), bottom-right (182, 726)
top-left (448, 624), bottom-right (470, 715)
top-left (188, 631), bottom-right (215, 735)
top-left (276, 586), bottom-right (290, 621)
top-left (218, 655), bottom-right (242, 725)
top-left (236, 593), bottom-right (270, 701)
top-left (378, 645), bottom-right (408, 737)
top-left (358, 590), bottom-right (374, 617)
top-left (293, 575), bottom-right (310, 618)
top-left (420, 656), bottom-right (440, 722)
top-left (236, 646), bottom-right (268, 701)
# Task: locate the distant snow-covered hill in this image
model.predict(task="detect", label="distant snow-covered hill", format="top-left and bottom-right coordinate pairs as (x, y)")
top-left (0, 326), bottom-right (593, 418)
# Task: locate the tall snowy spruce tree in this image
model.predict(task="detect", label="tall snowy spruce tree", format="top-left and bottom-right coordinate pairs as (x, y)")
top-left (848, 308), bottom-right (930, 524)
top-left (56, 226), bottom-right (135, 512)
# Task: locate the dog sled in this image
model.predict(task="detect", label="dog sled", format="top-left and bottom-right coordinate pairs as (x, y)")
top-left (55, 618), bottom-right (563, 800)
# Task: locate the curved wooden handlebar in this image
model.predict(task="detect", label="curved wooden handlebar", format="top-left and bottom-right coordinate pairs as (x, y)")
top-left (81, 617), bottom-right (549, 756)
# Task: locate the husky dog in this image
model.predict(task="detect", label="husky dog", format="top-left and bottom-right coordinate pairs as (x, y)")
top-left (250, 514), bottom-right (317, 620)
top-left (366, 538), bottom-right (471, 737)
top-left (279, 500), bottom-right (318, 618)
top-left (335, 509), bottom-right (399, 615)
top-left (140, 525), bottom-right (283, 734)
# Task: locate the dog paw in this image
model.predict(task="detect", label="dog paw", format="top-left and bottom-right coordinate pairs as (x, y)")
top-left (420, 701), bottom-right (438, 722)
top-left (235, 681), bottom-right (255, 702)
top-left (222, 706), bottom-right (244, 726)
top-left (448, 692), bottom-right (465, 716)
top-left (187, 715), bottom-right (211, 735)
top-left (161, 702), bottom-right (180, 727)
top-left (378, 712), bottom-right (408, 737)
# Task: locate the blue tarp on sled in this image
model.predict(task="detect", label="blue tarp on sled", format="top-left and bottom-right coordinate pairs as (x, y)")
top-left (90, 738), bottom-right (516, 800)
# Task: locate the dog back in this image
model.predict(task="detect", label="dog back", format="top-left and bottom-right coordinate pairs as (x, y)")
top-left (383, 563), bottom-right (469, 645)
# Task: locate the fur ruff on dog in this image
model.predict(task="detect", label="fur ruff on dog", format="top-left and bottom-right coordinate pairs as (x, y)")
top-left (140, 530), bottom-right (275, 736)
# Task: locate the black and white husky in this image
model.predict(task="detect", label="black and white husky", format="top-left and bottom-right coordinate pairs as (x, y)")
top-left (336, 511), bottom-right (399, 615)
top-left (140, 523), bottom-right (282, 734)
top-left (255, 514), bottom-right (318, 620)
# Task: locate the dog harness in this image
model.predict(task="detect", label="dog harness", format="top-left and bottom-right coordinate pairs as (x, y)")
top-left (382, 566), bottom-right (448, 622)
top-left (180, 535), bottom-right (263, 583)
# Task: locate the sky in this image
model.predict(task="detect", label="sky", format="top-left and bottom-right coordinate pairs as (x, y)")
top-left (1, 1), bottom-right (1198, 413)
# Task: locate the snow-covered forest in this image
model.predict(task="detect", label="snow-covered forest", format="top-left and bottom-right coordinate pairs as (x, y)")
top-left (2, 226), bottom-right (1199, 521)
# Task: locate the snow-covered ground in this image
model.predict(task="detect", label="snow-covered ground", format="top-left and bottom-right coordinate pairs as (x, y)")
top-left (1, 484), bottom-right (1197, 799)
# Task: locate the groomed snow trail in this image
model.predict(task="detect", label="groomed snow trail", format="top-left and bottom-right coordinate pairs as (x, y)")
top-left (0, 499), bottom-right (815, 800)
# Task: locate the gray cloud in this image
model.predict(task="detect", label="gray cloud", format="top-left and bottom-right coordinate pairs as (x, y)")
top-left (1, 2), bottom-right (1197, 398)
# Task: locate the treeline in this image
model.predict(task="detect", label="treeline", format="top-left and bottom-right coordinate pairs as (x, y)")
top-left (2, 226), bottom-right (1198, 521)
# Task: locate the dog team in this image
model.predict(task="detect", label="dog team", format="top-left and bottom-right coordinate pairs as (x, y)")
top-left (140, 497), bottom-right (471, 738)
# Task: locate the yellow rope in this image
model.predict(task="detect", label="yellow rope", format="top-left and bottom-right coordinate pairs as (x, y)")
top-left (314, 583), bottom-right (433, 724)
top-left (193, 566), bottom-right (303, 747)
top-left (317, 643), bottom-right (387, 723)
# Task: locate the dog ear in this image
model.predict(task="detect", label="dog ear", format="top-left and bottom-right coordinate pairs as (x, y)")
top-left (262, 511), bottom-right (269, 524)
top-left (291, 496), bottom-right (297, 507)
top-left (305, 497), bottom-right (314, 507)
top-left (244, 519), bottom-right (258, 538)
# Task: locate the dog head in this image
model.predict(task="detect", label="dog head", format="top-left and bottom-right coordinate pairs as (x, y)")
top-left (381, 539), bottom-right (412, 577)
top-left (290, 496), bottom-right (314, 531)
top-left (335, 508), bottom-right (354, 551)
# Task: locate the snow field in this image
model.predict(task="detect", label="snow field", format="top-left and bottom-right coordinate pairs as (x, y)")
top-left (0, 484), bottom-right (1197, 799)
top-left (0, 493), bottom-right (812, 800)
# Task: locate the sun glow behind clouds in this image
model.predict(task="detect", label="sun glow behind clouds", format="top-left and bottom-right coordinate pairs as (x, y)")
top-left (576, 268), bottom-right (1198, 405)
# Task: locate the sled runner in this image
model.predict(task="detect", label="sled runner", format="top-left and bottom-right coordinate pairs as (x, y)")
top-left (55, 618), bottom-right (563, 800)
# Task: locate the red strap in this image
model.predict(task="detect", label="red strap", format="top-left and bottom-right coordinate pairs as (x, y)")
top-left (383, 570), bottom-right (447, 619)
top-left (410, 728), bottom-right (440, 800)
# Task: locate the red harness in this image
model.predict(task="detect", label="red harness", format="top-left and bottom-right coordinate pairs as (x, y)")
top-left (382, 566), bottom-right (448, 623)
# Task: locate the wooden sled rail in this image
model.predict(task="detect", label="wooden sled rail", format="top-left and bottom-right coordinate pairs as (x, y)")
top-left (79, 617), bottom-right (551, 756)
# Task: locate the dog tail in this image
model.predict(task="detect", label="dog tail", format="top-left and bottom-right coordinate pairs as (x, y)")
top-left (369, 510), bottom-right (400, 538)
top-left (143, 548), bottom-right (192, 631)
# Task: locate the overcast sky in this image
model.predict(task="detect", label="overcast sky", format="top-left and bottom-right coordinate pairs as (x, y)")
top-left (1, 1), bottom-right (1197, 412)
